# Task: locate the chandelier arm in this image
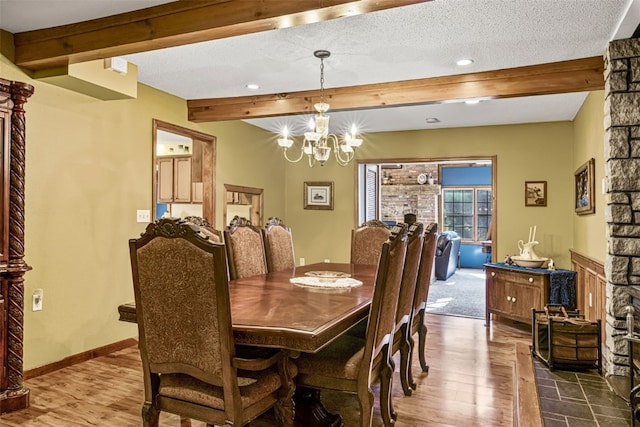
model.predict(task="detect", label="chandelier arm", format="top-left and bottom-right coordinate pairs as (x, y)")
top-left (308, 154), bottom-right (316, 167)
top-left (327, 134), bottom-right (354, 166)
top-left (335, 149), bottom-right (354, 164)
top-left (335, 151), bottom-right (353, 166)
top-left (282, 146), bottom-right (306, 163)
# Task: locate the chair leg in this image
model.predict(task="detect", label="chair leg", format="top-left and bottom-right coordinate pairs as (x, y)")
top-left (418, 310), bottom-right (429, 372)
top-left (142, 402), bottom-right (159, 427)
top-left (399, 325), bottom-right (413, 396)
top-left (357, 388), bottom-right (375, 427)
top-left (380, 356), bottom-right (397, 425)
top-left (407, 332), bottom-right (417, 390)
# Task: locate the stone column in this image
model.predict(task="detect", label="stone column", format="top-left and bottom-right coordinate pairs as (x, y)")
top-left (604, 38), bottom-right (640, 378)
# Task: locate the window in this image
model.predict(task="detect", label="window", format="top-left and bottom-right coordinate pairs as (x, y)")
top-left (442, 187), bottom-right (492, 241)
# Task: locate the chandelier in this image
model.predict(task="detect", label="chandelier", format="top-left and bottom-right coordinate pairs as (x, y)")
top-left (277, 50), bottom-right (363, 167)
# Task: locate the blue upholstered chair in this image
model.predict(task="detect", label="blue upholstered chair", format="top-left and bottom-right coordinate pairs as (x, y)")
top-left (434, 231), bottom-right (461, 280)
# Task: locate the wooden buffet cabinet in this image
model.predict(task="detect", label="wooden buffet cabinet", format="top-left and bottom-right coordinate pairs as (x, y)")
top-left (485, 264), bottom-right (550, 325)
top-left (0, 78), bottom-right (33, 413)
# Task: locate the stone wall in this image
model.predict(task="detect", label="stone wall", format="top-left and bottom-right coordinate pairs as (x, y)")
top-left (381, 164), bottom-right (439, 224)
top-left (604, 38), bottom-right (640, 377)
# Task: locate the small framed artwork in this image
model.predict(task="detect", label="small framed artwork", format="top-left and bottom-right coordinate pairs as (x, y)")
top-left (304, 181), bottom-right (334, 210)
top-left (525, 181), bottom-right (547, 207)
top-left (575, 158), bottom-right (595, 215)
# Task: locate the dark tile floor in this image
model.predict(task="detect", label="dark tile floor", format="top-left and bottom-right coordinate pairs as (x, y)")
top-left (535, 358), bottom-right (632, 426)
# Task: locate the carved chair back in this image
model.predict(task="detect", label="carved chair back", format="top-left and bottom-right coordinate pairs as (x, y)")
top-left (350, 219), bottom-right (391, 265)
top-left (413, 222), bottom-right (438, 315)
top-left (263, 217), bottom-right (295, 273)
top-left (410, 222), bottom-right (438, 374)
top-left (129, 218), bottom-right (288, 426)
top-left (396, 222), bottom-right (424, 328)
top-left (184, 215), bottom-right (223, 243)
top-left (392, 222), bottom-right (424, 396)
top-left (366, 223), bottom-right (408, 368)
top-left (224, 216), bottom-right (268, 280)
top-left (295, 223), bottom-right (408, 427)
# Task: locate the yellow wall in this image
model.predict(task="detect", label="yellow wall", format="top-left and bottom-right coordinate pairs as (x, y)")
top-left (572, 91), bottom-right (607, 262)
top-left (1, 54), bottom-right (284, 370)
top-left (285, 122), bottom-right (577, 269)
top-left (1, 48), bottom-right (608, 371)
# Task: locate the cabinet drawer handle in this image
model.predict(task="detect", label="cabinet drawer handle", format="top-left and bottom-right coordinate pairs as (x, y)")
top-left (507, 296), bottom-right (512, 301)
top-left (528, 277), bottom-right (534, 283)
top-left (512, 297), bottom-right (517, 303)
top-left (491, 272), bottom-right (496, 277)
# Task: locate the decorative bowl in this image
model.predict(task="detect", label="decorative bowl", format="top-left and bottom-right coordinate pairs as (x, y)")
top-left (511, 256), bottom-right (548, 268)
top-left (304, 271), bottom-right (351, 283)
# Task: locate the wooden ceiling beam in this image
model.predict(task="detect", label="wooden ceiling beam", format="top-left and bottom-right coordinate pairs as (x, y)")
top-left (13, 0), bottom-right (430, 71)
top-left (187, 56), bottom-right (605, 122)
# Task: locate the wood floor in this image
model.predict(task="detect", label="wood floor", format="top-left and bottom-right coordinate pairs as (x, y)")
top-left (0, 314), bottom-right (531, 427)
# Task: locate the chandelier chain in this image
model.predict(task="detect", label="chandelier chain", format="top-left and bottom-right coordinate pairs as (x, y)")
top-left (319, 57), bottom-right (325, 104)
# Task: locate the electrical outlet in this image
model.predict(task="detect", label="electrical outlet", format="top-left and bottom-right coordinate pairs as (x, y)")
top-left (324, 258), bottom-right (330, 263)
top-left (299, 258), bottom-right (305, 266)
top-left (136, 209), bottom-right (151, 223)
top-left (33, 289), bottom-right (43, 311)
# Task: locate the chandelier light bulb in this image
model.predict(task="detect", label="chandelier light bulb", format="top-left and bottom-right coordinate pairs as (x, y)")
top-left (277, 126), bottom-right (294, 148)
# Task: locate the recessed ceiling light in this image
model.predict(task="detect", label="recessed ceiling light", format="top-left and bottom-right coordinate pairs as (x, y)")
top-left (425, 117), bottom-right (440, 124)
top-left (456, 58), bottom-right (474, 66)
top-left (246, 83), bottom-right (260, 90)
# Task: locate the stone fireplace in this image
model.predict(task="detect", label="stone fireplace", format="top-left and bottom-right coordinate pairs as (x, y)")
top-left (604, 38), bottom-right (640, 384)
top-left (380, 164), bottom-right (440, 225)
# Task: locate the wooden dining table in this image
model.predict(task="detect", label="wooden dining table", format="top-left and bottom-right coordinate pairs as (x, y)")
top-left (118, 262), bottom-right (378, 427)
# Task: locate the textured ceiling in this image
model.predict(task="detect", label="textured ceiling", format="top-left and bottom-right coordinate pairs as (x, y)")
top-left (1, 0), bottom-right (638, 134)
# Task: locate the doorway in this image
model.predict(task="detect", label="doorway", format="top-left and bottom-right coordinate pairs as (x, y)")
top-left (223, 184), bottom-right (264, 227)
top-left (357, 157), bottom-right (496, 318)
top-left (152, 119), bottom-right (216, 223)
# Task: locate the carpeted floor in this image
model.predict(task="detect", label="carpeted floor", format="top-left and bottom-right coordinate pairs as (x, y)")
top-left (425, 267), bottom-right (486, 319)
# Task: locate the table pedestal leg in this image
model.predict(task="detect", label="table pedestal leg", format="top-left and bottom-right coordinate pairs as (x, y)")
top-left (294, 387), bottom-right (343, 427)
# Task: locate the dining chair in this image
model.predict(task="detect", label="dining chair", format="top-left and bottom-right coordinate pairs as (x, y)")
top-left (408, 222), bottom-right (438, 388)
top-left (391, 222), bottom-right (424, 399)
top-left (263, 217), bottom-right (295, 273)
top-left (184, 215), bottom-right (223, 243)
top-left (224, 215), bottom-right (268, 280)
top-left (295, 223), bottom-right (408, 427)
top-left (128, 218), bottom-right (294, 427)
top-left (350, 219), bottom-right (392, 265)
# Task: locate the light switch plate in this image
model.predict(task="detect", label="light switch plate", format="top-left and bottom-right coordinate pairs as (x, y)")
top-left (137, 209), bottom-right (151, 223)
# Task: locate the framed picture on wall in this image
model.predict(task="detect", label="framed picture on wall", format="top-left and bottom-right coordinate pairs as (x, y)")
top-left (525, 181), bottom-right (547, 207)
top-left (304, 181), bottom-right (334, 210)
top-left (575, 158), bottom-right (595, 215)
